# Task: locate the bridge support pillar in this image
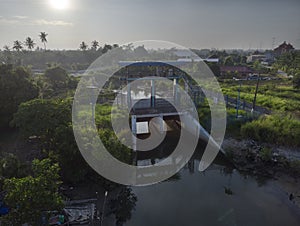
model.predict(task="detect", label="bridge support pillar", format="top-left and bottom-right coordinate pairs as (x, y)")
top-left (127, 82), bottom-right (132, 108)
top-left (151, 79), bottom-right (155, 107)
top-left (173, 78), bottom-right (178, 104)
top-left (131, 115), bottom-right (137, 152)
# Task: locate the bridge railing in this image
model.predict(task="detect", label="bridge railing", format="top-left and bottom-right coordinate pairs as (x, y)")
top-left (181, 76), bottom-right (271, 115)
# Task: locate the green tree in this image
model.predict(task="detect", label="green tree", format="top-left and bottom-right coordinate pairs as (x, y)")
top-left (79, 41), bottom-right (88, 51)
top-left (36, 75), bottom-right (53, 99)
top-left (12, 40), bottom-right (23, 52)
top-left (91, 40), bottom-right (99, 50)
top-left (39, 32), bottom-right (48, 51)
top-left (0, 153), bottom-right (20, 179)
top-left (293, 71), bottom-right (300, 89)
top-left (224, 56), bottom-right (234, 66)
top-left (25, 37), bottom-right (35, 51)
top-left (44, 66), bottom-right (70, 90)
top-left (2, 45), bottom-right (12, 64)
top-left (12, 98), bottom-right (90, 182)
top-left (2, 158), bottom-right (63, 225)
top-left (12, 98), bottom-right (71, 142)
top-left (206, 62), bottom-right (220, 76)
top-left (253, 60), bottom-right (262, 71)
top-left (0, 65), bottom-right (38, 127)
top-left (102, 44), bottom-right (112, 54)
top-left (51, 124), bottom-right (90, 182)
top-left (274, 51), bottom-right (300, 76)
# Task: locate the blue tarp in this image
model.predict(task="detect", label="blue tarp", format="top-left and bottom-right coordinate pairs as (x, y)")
top-left (0, 206), bottom-right (9, 216)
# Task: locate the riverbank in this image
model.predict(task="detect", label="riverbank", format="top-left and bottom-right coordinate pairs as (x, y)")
top-left (222, 137), bottom-right (300, 209)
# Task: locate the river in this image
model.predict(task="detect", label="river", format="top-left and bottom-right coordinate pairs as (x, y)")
top-left (119, 128), bottom-right (300, 226)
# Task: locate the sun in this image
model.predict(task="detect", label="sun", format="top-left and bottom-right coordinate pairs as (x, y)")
top-left (49, 0), bottom-right (70, 10)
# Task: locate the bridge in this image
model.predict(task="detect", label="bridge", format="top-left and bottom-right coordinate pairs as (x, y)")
top-left (112, 61), bottom-right (224, 160)
top-left (73, 58), bottom-right (228, 185)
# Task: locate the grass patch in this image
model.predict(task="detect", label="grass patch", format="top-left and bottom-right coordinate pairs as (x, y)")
top-left (241, 114), bottom-right (300, 147)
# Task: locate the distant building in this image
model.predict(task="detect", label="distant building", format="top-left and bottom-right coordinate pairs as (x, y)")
top-left (220, 66), bottom-right (253, 77)
top-left (174, 49), bottom-right (194, 58)
top-left (246, 54), bottom-right (266, 63)
top-left (274, 41), bottom-right (294, 56)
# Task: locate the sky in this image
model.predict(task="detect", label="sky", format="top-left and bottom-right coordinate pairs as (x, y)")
top-left (0, 0), bottom-right (300, 50)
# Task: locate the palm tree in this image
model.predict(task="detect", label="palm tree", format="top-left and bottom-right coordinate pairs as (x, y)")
top-left (39, 32), bottom-right (48, 51)
top-left (91, 40), bottom-right (99, 50)
top-left (79, 41), bottom-right (88, 51)
top-left (13, 40), bottom-right (23, 52)
top-left (25, 37), bottom-right (35, 51)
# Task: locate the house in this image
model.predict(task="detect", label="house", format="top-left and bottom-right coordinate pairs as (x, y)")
top-left (274, 41), bottom-right (294, 56)
top-left (220, 66), bottom-right (253, 77)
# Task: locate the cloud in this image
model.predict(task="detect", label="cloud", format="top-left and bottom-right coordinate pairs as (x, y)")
top-left (0, 16), bottom-right (28, 24)
top-left (12, 16), bottom-right (28, 19)
top-left (33, 19), bottom-right (73, 26)
top-left (0, 18), bottom-right (19, 24)
top-left (0, 17), bottom-right (73, 27)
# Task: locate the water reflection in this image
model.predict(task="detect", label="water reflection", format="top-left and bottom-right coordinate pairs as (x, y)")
top-left (109, 186), bottom-right (137, 226)
top-left (103, 129), bottom-right (300, 226)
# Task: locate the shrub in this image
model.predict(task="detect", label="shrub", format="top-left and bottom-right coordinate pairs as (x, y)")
top-left (241, 114), bottom-right (300, 147)
top-left (260, 147), bottom-right (272, 161)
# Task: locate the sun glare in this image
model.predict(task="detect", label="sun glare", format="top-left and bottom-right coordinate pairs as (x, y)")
top-left (49, 0), bottom-right (70, 10)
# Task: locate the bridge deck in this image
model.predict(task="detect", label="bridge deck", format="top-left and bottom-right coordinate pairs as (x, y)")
top-left (130, 98), bottom-right (180, 116)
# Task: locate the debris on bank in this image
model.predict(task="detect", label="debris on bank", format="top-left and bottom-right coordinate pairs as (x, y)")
top-left (222, 138), bottom-right (300, 209)
top-left (49, 199), bottom-right (97, 225)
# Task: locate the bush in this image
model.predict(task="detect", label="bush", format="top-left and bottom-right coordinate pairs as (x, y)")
top-left (260, 147), bottom-right (272, 161)
top-left (241, 114), bottom-right (300, 147)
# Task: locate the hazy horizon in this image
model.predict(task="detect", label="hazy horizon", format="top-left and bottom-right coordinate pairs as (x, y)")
top-left (1, 0), bottom-right (300, 50)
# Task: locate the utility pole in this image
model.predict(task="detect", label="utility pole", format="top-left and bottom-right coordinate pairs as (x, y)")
top-left (252, 74), bottom-right (260, 113)
top-left (236, 80), bottom-right (242, 118)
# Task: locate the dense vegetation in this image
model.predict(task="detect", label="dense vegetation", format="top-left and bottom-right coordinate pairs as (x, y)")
top-left (0, 65), bottom-right (38, 127)
top-left (0, 62), bottom-right (132, 223)
top-left (2, 158), bottom-right (63, 225)
top-left (0, 45), bottom-right (299, 224)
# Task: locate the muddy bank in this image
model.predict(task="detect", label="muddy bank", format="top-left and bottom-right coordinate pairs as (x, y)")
top-left (222, 137), bottom-right (300, 209)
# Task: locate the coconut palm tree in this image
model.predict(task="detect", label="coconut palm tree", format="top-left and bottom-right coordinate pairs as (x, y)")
top-left (39, 32), bottom-right (48, 51)
top-left (91, 40), bottom-right (99, 50)
top-left (13, 40), bottom-right (23, 52)
top-left (25, 37), bottom-right (35, 51)
top-left (79, 41), bottom-right (88, 51)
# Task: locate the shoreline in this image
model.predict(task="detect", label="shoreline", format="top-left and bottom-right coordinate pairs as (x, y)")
top-left (222, 137), bottom-right (300, 209)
